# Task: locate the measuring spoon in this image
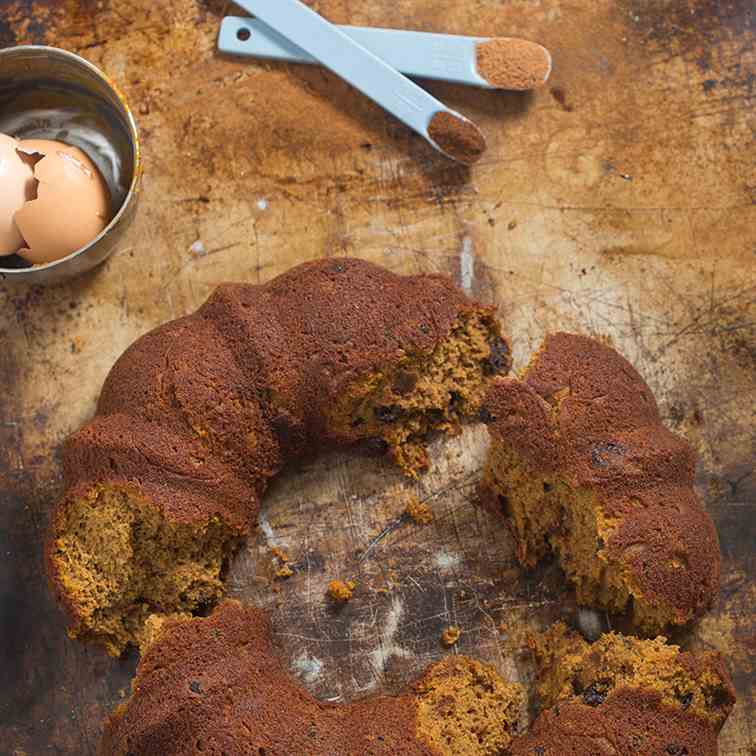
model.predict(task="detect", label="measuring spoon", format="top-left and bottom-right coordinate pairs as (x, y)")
top-left (231, 0), bottom-right (486, 164)
top-left (219, 17), bottom-right (552, 91)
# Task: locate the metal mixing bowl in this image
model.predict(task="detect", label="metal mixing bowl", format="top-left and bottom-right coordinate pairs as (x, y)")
top-left (0, 46), bottom-right (140, 285)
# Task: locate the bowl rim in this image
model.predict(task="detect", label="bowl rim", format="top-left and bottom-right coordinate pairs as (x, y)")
top-left (0, 45), bottom-right (141, 277)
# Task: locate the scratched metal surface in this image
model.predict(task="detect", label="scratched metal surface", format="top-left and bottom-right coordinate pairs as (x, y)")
top-left (0, 1), bottom-right (753, 754)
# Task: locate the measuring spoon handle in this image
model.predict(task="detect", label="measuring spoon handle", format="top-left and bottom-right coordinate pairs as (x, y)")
top-left (233, 0), bottom-right (483, 161)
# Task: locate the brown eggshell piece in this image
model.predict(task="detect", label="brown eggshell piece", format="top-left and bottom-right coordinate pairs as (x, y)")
top-left (0, 133), bottom-right (36, 256)
top-left (15, 139), bottom-right (111, 265)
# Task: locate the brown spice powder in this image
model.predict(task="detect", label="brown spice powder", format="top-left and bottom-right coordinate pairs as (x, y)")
top-left (427, 112), bottom-right (486, 165)
top-left (476, 38), bottom-right (552, 90)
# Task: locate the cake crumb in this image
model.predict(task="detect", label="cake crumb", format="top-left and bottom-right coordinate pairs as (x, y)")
top-left (272, 547), bottom-right (293, 578)
top-left (276, 563), bottom-right (294, 579)
top-left (406, 495), bottom-right (433, 525)
top-left (271, 546), bottom-right (289, 562)
top-left (328, 579), bottom-right (356, 602)
top-left (441, 626), bottom-right (462, 646)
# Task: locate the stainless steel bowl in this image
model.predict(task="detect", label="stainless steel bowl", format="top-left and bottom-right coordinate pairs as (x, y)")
top-left (0, 46), bottom-right (140, 285)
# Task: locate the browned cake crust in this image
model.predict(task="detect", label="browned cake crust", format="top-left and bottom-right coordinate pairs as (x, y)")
top-left (100, 600), bottom-right (525, 756)
top-left (47, 258), bottom-right (509, 655)
top-left (510, 688), bottom-right (722, 756)
top-left (96, 315), bottom-right (283, 487)
top-left (197, 257), bottom-right (507, 453)
top-left (482, 332), bottom-right (721, 632)
top-left (45, 414), bottom-right (256, 652)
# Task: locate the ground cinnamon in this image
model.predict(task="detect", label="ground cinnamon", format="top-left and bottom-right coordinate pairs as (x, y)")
top-left (476, 38), bottom-right (551, 90)
top-left (427, 111), bottom-right (486, 165)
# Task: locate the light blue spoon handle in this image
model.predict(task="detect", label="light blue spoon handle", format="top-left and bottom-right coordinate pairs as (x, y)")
top-left (219, 17), bottom-right (493, 89)
top-left (230, 0), bottom-right (483, 161)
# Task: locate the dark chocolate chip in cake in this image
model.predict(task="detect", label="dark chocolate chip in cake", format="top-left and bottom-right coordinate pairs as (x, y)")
top-left (666, 746), bottom-right (689, 755)
top-left (362, 437), bottom-right (389, 456)
top-left (376, 405), bottom-right (401, 423)
top-left (427, 408), bottom-right (445, 423)
top-left (590, 441), bottom-right (626, 468)
top-left (484, 336), bottom-right (510, 375)
top-left (479, 406), bottom-right (496, 424)
top-left (581, 683), bottom-right (607, 706)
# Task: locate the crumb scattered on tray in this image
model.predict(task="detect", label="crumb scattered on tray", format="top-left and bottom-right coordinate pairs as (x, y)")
top-left (497, 609), bottom-right (540, 658)
top-left (271, 546), bottom-right (289, 562)
top-left (406, 494), bottom-right (433, 525)
top-left (328, 579), bottom-right (356, 602)
top-left (442, 626), bottom-right (462, 646)
top-left (271, 547), bottom-right (293, 579)
top-left (276, 563), bottom-right (294, 579)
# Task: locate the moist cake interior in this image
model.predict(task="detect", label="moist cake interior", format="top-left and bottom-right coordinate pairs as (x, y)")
top-left (415, 656), bottom-right (525, 755)
top-left (532, 623), bottom-right (735, 730)
top-left (331, 311), bottom-right (508, 475)
top-left (484, 440), bottom-right (674, 633)
top-left (51, 486), bottom-right (239, 655)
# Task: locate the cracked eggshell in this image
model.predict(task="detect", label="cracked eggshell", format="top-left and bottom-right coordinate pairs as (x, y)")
top-left (0, 133), bottom-right (36, 256)
top-left (15, 139), bottom-right (111, 265)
